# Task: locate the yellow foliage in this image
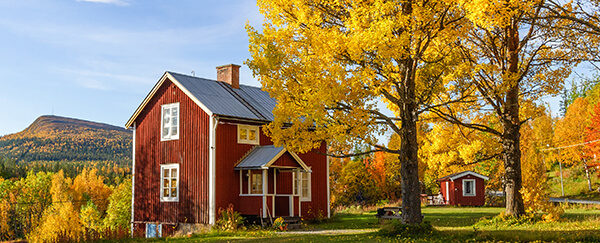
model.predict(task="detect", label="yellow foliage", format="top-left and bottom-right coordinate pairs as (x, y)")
top-left (0, 196), bottom-right (14, 240)
top-left (420, 121), bottom-right (501, 179)
top-left (247, 0), bottom-right (468, 153)
top-left (80, 201), bottom-right (102, 239)
top-left (28, 171), bottom-right (84, 243)
top-left (71, 168), bottom-right (113, 212)
top-left (552, 98), bottom-right (590, 165)
top-left (520, 113), bottom-right (563, 222)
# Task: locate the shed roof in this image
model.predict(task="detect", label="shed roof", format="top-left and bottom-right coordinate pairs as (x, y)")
top-left (125, 71), bottom-right (276, 128)
top-left (234, 145), bottom-right (310, 171)
top-left (437, 170), bottom-right (489, 181)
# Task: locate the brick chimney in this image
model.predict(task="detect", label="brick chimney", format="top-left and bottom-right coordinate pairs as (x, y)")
top-left (216, 64), bottom-right (240, 89)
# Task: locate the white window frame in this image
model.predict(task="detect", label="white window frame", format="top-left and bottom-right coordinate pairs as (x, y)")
top-left (160, 164), bottom-right (179, 202)
top-left (250, 171), bottom-right (263, 194)
top-left (294, 169), bottom-right (311, 202)
top-left (237, 125), bottom-right (259, 145)
top-left (463, 179), bottom-right (476, 197)
top-left (161, 103), bottom-right (180, 141)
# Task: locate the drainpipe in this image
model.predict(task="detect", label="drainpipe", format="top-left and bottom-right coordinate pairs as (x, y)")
top-left (209, 115), bottom-right (219, 224)
top-left (131, 122), bottom-right (136, 237)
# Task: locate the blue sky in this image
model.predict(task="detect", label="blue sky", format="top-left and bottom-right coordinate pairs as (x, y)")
top-left (0, 0), bottom-right (590, 137)
top-left (0, 0), bottom-right (264, 135)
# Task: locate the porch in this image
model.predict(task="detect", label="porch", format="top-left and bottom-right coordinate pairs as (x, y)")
top-left (234, 145), bottom-right (311, 219)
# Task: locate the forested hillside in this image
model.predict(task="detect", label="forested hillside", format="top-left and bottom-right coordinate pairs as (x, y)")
top-left (0, 115), bottom-right (131, 164)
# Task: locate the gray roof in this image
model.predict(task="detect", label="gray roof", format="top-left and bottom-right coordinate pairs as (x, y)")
top-left (437, 170), bottom-right (489, 181)
top-left (169, 72), bottom-right (276, 121)
top-left (234, 145), bottom-right (285, 170)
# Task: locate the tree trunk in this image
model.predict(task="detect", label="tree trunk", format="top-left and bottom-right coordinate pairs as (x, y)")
top-left (399, 54), bottom-right (422, 225)
top-left (584, 159), bottom-right (593, 191)
top-left (502, 117), bottom-right (525, 216)
top-left (502, 20), bottom-right (525, 217)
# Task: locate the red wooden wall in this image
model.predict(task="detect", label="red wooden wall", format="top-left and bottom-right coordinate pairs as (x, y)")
top-left (214, 121), bottom-right (329, 219)
top-left (440, 175), bottom-right (486, 206)
top-left (133, 78), bottom-right (210, 226)
top-left (132, 78), bottom-right (329, 232)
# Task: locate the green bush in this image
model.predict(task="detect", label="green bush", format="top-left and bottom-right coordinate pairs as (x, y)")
top-left (379, 220), bottom-right (436, 237)
top-left (474, 212), bottom-right (542, 227)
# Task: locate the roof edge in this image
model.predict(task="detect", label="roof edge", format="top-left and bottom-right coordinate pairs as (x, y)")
top-left (125, 72), bottom-right (214, 128)
top-left (437, 170), bottom-right (489, 181)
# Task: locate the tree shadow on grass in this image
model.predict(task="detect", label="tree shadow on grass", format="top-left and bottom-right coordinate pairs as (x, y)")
top-left (466, 229), bottom-right (600, 242)
top-left (424, 211), bottom-right (499, 227)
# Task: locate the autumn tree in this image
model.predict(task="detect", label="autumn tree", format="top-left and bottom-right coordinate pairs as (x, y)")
top-left (553, 98), bottom-right (590, 165)
top-left (71, 168), bottom-right (113, 213)
top-left (29, 170), bottom-right (83, 243)
top-left (430, 0), bottom-right (579, 217)
top-left (543, 0), bottom-right (600, 67)
top-left (104, 178), bottom-right (132, 231)
top-left (247, 0), bottom-right (467, 224)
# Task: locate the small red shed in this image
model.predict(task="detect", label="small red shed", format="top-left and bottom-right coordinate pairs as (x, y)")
top-left (437, 171), bottom-right (488, 206)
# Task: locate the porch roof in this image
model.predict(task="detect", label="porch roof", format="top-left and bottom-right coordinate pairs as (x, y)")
top-left (234, 145), bottom-right (311, 172)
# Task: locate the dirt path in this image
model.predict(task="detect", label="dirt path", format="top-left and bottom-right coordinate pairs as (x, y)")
top-left (275, 228), bottom-right (378, 235)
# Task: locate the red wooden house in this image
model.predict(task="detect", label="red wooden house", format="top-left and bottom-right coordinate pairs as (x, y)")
top-left (437, 171), bottom-right (488, 206)
top-left (125, 64), bottom-right (330, 237)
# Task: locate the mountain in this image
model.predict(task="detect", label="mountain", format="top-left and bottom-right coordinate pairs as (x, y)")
top-left (0, 115), bottom-right (131, 164)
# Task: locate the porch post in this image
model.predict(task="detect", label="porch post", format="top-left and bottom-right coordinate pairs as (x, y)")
top-left (262, 169), bottom-right (267, 218)
top-left (273, 169), bottom-right (277, 217)
top-left (289, 195), bottom-right (293, 217)
top-left (239, 170), bottom-right (242, 195)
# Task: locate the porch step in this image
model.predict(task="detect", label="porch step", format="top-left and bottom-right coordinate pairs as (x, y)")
top-left (282, 216), bottom-right (301, 230)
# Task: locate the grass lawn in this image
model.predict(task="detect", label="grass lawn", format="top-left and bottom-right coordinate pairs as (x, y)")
top-left (120, 207), bottom-right (600, 242)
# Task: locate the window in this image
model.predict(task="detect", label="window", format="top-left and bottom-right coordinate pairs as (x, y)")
top-left (251, 172), bottom-right (263, 194)
top-left (294, 170), bottom-right (311, 201)
top-left (238, 125), bottom-right (259, 145)
top-left (161, 103), bottom-right (180, 141)
top-left (463, 179), bottom-right (476, 196)
top-left (160, 164), bottom-right (179, 202)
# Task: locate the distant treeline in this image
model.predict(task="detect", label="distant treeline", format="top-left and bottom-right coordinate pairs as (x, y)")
top-left (0, 133), bottom-right (131, 164)
top-left (0, 156), bottom-right (130, 186)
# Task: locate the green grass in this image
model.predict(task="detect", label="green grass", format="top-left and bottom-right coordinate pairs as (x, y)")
top-left (547, 166), bottom-right (600, 201)
top-left (119, 207), bottom-right (600, 242)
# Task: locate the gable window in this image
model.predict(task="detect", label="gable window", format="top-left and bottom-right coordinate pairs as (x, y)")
top-left (238, 125), bottom-right (259, 145)
top-left (463, 179), bottom-right (476, 196)
top-left (161, 103), bottom-right (180, 141)
top-left (160, 164), bottom-right (179, 202)
top-left (294, 170), bottom-right (311, 201)
top-left (250, 172), bottom-right (263, 194)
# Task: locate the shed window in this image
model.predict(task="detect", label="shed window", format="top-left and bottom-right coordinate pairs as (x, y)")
top-left (160, 164), bottom-right (179, 202)
top-left (293, 170), bottom-right (311, 201)
top-left (161, 103), bottom-right (180, 141)
top-left (238, 125), bottom-right (259, 145)
top-left (463, 179), bottom-right (476, 196)
top-left (251, 172), bottom-right (263, 194)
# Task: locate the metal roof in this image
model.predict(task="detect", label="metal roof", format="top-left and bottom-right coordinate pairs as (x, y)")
top-left (234, 145), bottom-right (311, 171)
top-left (169, 72), bottom-right (276, 121)
top-left (234, 145), bottom-right (285, 170)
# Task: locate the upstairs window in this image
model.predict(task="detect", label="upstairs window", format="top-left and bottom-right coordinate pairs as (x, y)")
top-left (294, 170), bottom-right (311, 201)
top-left (160, 164), bottom-right (179, 202)
top-left (161, 103), bottom-right (179, 141)
top-left (463, 179), bottom-right (476, 196)
top-left (238, 125), bottom-right (259, 145)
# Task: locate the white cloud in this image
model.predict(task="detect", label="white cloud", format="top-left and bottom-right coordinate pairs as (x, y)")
top-left (76, 0), bottom-right (131, 6)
